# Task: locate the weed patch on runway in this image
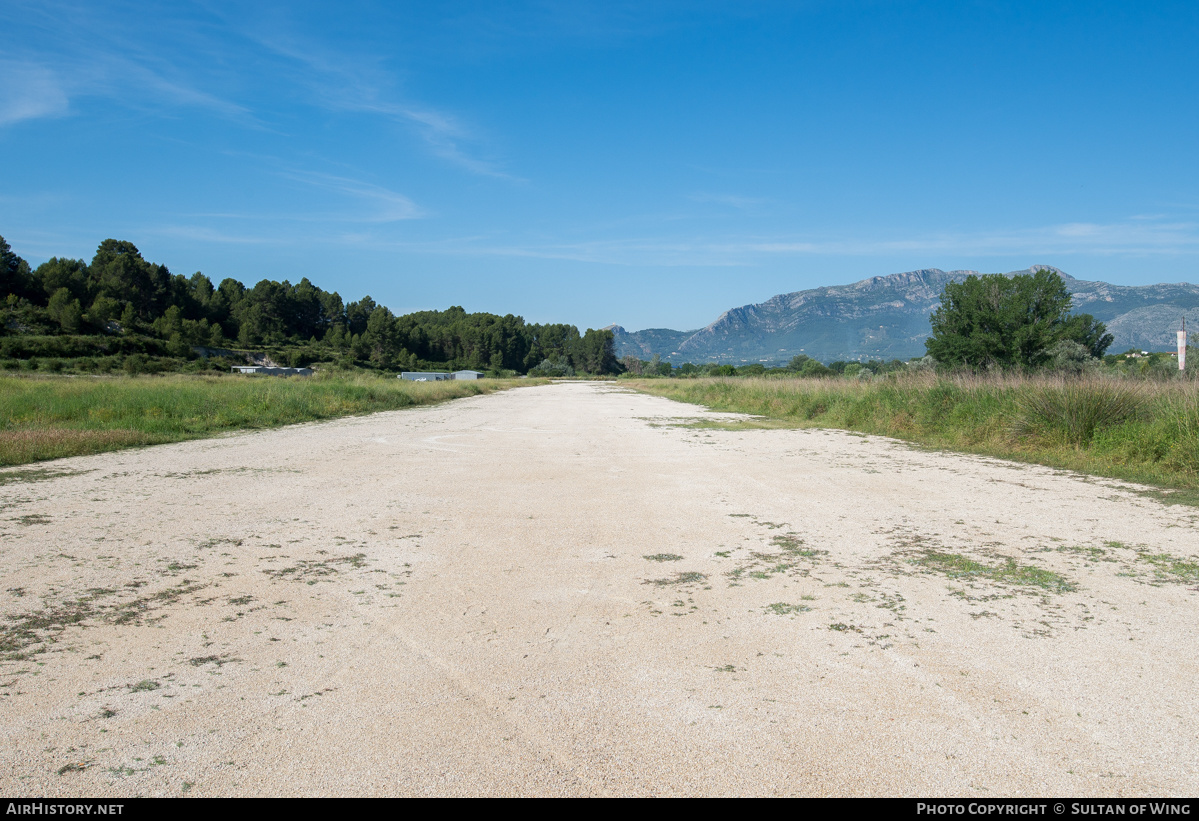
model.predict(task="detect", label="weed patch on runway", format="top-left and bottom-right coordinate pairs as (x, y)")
top-left (0, 467), bottom-right (87, 486)
top-left (261, 552), bottom-right (368, 584)
top-left (644, 571), bottom-right (707, 586)
top-left (911, 550), bottom-right (1076, 594)
top-left (766, 602), bottom-right (812, 615)
top-left (721, 516), bottom-right (827, 587)
top-left (1, 579), bottom-right (209, 662)
top-left (1051, 540), bottom-right (1199, 586)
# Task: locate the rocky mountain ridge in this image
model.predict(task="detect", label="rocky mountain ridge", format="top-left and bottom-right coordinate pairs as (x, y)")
top-left (608, 267), bottom-right (1199, 364)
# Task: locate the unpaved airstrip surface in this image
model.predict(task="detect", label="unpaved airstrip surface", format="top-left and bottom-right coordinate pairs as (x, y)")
top-left (2, 381), bottom-right (1198, 797)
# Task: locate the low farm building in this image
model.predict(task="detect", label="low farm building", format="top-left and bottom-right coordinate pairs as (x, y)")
top-left (400, 371), bottom-right (485, 381)
top-left (231, 366), bottom-right (313, 376)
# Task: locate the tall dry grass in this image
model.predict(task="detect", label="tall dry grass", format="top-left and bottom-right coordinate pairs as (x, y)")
top-left (628, 373), bottom-right (1199, 498)
top-left (0, 373), bottom-right (523, 466)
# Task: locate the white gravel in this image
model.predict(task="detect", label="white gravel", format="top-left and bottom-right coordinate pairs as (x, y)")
top-left (1, 381), bottom-right (1197, 796)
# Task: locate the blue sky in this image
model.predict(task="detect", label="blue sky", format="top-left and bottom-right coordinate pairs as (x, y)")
top-left (3, 1), bottom-right (1198, 332)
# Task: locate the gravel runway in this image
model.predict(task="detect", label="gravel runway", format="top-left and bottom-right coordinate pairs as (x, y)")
top-left (2, 381), bottom-right (1197, 796)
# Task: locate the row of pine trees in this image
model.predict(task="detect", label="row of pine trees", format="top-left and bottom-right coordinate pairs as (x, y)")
top-left (0, 235), bottom-right (618, 374)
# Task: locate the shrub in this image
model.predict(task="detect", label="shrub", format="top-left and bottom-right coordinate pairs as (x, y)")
top-left (1045, 339), bottom-right (1095, 376)
top-left (528, 357), bottom-right (574, 377)
top-left (123, 353), bottom-right (150, 375)
top-left (1013, 379), bottom-right (1144, 446)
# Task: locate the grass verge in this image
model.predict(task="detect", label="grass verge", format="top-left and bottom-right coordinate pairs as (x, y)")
top-left (626, 373), bottom-right (1199, 502)
top-left (0, 373), bottom-right (542, 467)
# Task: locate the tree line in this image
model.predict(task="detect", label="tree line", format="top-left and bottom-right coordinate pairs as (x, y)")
top-left (1, 236), bottom-right (1150, 378)
top-left (0, 236), bottom-right (619, 375)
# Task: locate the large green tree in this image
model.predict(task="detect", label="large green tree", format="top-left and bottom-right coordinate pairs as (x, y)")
top-left (925, 269), bottom-right (1112, 369)
top-left (0, 235), bottom-right (32, 298)
top-left (88, 239), bottom-right (171, 319)
top-left (572, 328), bottom-right (620, 375)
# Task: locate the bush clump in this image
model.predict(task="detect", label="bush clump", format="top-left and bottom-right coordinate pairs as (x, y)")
top-left (1013, 379), bottom-right (1145, 446)
top-left (528, 357), bottom-right (575, 377)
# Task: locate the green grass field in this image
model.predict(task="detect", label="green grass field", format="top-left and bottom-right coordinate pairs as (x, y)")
top-left (626, 373), bottom-right (1199, 503)
top-left (0, 373), bottom-right (537, 467)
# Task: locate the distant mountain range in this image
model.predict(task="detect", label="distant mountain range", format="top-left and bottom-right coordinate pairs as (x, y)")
top-left (607, 267), bottom-right (1199, 364)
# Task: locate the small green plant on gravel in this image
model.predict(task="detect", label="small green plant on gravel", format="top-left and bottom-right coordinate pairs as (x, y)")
top-left (770, 534), bottom-right (826, 559)
top-left (130, 679), bottom-right (160, 692)
top-left (643, 553), bottom-right (684, 562)
top-left (1056, 545), bottom-right (1118, 563)
top-left (912, 550), bottom-right (1076, 593)
top-left (1136, 551), bottom-right (1199, 584)
top-left (766, 602), bottom-right (811, 615)
top-left (645, 572), bottom-right (707, 586)
top-left (262, 553), bottom-right (367, 582)
top-left (189, 655), bottom-right (239, 667)
top-left (1, 602), bottom-right (94, 660)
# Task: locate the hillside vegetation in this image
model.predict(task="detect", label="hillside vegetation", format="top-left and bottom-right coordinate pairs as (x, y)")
top-left (1, 235), bottom-right (619, 376)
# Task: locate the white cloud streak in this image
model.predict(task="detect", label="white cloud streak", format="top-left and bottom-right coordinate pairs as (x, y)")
top-left (237, 22), bottom-right (519, 179)
top-left (1, 2), bottom-right (513, 179)
top-left (277, 170), bottom-right (424, 222)
top-left (0, 3), bottom-right (255, 128)
top-left (137, 170), bottom-right (424, 246)
top-left (0, 62), bottom-right (70, 126)
top-left (689, 193), bottom-right (768, 209)
top-left (387, 218), bottom-right (1199, 268)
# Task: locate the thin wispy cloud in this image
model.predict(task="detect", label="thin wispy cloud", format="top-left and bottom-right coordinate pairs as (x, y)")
top-left (112, 58), bottom-right (253, 121)
top-left (737, 220), bottom-right (1199, 260)
top-left (2, 0), bottom-right (505, 177)
top-left (151, 225), bottom-right (275, 246)
top-left (392, 217), bottom-right (1199, 268)
top-left (235, 19), bottom-right (519, 180)
top-left (398, 107), bottom-right (519, 180)
top-left (143, 171), bottom-right (425, 245)
top-left (127, 166), bottom-right (425, 250)
top-left (278, 170), bottom-right (424, 222)
top-left (689, 193), bottom-right (768, 209)
top-left (0, 61), bottom-right (70, 126)
top-left (0, 3), bottom-right (254, 127)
